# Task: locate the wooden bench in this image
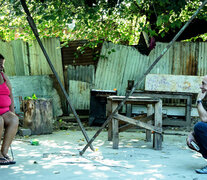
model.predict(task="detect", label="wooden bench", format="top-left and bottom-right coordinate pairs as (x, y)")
top-left (107, 96), bottom-right (162, 150)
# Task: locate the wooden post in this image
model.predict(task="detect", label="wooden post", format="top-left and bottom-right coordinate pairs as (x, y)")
top-left (20, 0), bottom-right (94, 152)
top-left (112, 118), bottom-right (119, 149)
top-left (107, 100), bottom-right (118, 142)
top-left (107, 100), bottom-right (112, 141)
top-left (126, 104), bottom-right (132, 117)
top-left (153, 100), bottom-right (162, 150)
top-left (146, 104), bottom-right (153, 142)
top-left (186, 96), bottom-right (192, 131)
top-left (111, 102), bottom-right (119, 149)
top-left (22, 99), bottom-right (54, 135)
top-left (108, 121), bottom-right (113, 141)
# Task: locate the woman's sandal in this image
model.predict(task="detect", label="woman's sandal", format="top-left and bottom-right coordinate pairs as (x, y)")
top-left (4, 156), bottom-right (16, 165)
top-left (0, 157), bottom-right (10, 165)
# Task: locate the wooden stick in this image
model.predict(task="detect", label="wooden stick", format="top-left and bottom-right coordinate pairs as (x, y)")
top-left (20, 0), bottom-right (94, 151)
top-left (79, 0), bottom-right (207, 156)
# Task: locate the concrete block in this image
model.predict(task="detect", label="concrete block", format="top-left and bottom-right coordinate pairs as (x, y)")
top-left (9, 75), bottom-right (63, 117)
top-left (18, 128), bottom-right (32, 136)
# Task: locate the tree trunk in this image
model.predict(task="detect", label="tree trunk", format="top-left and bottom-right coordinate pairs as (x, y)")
top-left (22, 99), bottom-right (53, 135)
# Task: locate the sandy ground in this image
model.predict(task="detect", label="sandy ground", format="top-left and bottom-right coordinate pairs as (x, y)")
top-left (1, 128), bottom-right (207, 180)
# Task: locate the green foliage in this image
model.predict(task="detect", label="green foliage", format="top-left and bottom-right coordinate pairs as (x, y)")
top-left (0, 0), bottom-right (206, 44)
top-left (24, 93), bottom-right (38, 100)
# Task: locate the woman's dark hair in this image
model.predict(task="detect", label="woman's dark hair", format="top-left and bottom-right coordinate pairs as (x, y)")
top-left (0, 54), bottom-right (4, 60)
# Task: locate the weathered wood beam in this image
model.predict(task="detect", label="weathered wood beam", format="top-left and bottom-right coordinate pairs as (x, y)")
top-left (113, 114), bottom-right (162, 134)
top-left (119, 114), bottom-right (154, 132)
top-left (133, 114), bottom-right (153, 123)
top-left (119, 124), bottom-right (135, 132)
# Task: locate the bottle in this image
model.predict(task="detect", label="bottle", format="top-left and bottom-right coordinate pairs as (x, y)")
top-left (30, 139), bottom-right (39, 145)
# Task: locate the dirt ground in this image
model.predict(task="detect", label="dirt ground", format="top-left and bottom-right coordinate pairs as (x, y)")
top-left (1, 127), bottom-right (207, 180)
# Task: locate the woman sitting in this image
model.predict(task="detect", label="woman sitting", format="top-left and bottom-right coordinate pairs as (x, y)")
top-left (0, 54), bottom-right (19, 165)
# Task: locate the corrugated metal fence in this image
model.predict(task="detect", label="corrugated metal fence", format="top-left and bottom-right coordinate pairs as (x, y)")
top-left (1, 39), bottom-right (207, 111)
top-left (70, 41), bottom-right (207, 110)
top-left (1, 38), bottom-right (64, 85)
top-left (61, 40), bottom-right (103, 66)
top-left (0, 38), bottom-right (66, 113)
top-left (95, 42), bottom-right (206, 96)
top-left (67, 65), bottom-right (95, 110)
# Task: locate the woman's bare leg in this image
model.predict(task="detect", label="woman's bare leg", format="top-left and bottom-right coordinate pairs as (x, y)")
top-left (1, 112), bottom-right (19, 157)
top-left (0, 116), bottom-right (4, 157)
top-left (0, 116), bottom-right (9, 164)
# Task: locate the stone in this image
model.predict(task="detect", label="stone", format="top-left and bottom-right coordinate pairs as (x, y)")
top-left (18, 128), bottom-right (32, 136)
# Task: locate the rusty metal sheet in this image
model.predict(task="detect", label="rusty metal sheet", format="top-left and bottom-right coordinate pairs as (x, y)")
top-left (198, 42), bottom-right (207, 76)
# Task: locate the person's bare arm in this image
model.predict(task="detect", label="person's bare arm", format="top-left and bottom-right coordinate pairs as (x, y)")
top-left (4, 74), bottom-right (15, 113)
top-left (197, 92), bottom-right (207, 122)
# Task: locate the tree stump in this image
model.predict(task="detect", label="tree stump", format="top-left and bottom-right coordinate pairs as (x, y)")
top-left (21, 99), bottom-right (53, 135)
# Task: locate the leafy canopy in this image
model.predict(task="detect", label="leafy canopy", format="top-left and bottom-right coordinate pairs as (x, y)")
top-left (0, 0), bottom-right (206, 44)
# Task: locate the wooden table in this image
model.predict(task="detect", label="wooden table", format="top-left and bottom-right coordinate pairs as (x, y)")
top-left (107, 96), bottom-right (162, 150)
top-left (127, 90), bottom-right (193, 128)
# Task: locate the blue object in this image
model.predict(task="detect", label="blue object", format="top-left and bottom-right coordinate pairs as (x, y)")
top-left (194, 122), bottom-right (207, 159)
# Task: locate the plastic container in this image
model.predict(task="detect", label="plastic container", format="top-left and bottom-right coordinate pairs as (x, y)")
top-left (30, 139), bottom-right (39, 146)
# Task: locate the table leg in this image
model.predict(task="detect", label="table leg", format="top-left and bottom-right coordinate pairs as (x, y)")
top-left (107, 100), bottom-right (113, 141)
top-left (112, 119), bottom-right (119, 149)
top-left (108, 121), bottom-right (112, 141)
top-left (126, 104), bottom-right (132, 117)
top-left (186, 96), bottom-right (192, 131)
top-left (108, 102), bottom-right (119, 148)
top-left (146, 104), bottom-right (153, 142)
top-left (111, 102), bottom-right (119, 149)
top-left (153, 100), bottom-right (162, 150)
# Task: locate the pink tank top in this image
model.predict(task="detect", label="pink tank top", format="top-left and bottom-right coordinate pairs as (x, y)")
top-left (0, 72), bottom-right (11, 115)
